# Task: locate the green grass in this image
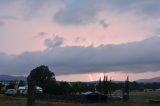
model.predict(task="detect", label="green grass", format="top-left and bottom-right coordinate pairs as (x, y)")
top-left (0, 92), bottom-right (160, 106)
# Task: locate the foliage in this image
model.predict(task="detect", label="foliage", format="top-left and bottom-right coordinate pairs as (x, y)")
top-left (0, 83), bottom-right (4, 93)
top-left (27, 76), bottom-right (36, 106)
top-left (59, 82), bottom-right (72, 95)
top-left (27, 65), bottom-right (56, 106)
top-left (43, 80), bottom-right (60, 95)
top-left (124, 76), bottom-right (129, 94)
top-left (29, 65), bottom-right (56, 92)
top-left (6, 81), bottom-right (16, 89)
top-left (96, 75), bottom-right (112, 95)
top-left (129, 82), bottom-right (160, 91)
top-left (123, 76), bottom-right (130, 101)
top-left (71, 82), bottom-right (95, 94)
top-left (18, 80), bottom-right (26, 87)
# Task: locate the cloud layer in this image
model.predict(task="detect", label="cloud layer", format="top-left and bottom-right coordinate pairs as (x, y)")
top-left (0, 36), bottom-right (160, 75)
top-left (1, 0), bottom-right (160, 77)
top-left (53, 0), bottom-right (160, 25)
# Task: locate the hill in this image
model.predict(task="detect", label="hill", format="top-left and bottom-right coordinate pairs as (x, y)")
top-left (0, 75), bottom-right (26, 81)
top-left (136, 77), bottom-right (160, 83)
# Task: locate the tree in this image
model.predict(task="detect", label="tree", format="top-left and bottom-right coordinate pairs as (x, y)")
top-left (96, 77), bottom-right (102, 92)
top-left (27, 76), bottom-right (36, 106)
top-left (108, 77), bottom-right (112, 96)
top-left (123, 76), bottom-right (130, 101)
top-left (102, 75), bottom-right (106, 94)
top-left (18, 80), bottom-right (26, 87)
top-left (0, 83), bottom-right (4, 93)
top-left (6, 81), bottom-right (16, 89)
top-left (59, 82), bottom-right (72, 95)
top-left (44, 80), bottom-right (60, 95)
top-left (124, 76), bottom-right (129, 94)
top-left (29, 65), bottom-right (55, 90)
top-left (27, 65), bottom-right (56, 106)
top-left (130, 81), bottom-right (140, 90)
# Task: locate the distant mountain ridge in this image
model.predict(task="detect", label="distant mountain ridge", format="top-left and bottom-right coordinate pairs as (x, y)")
top-left (136, 77), bottom-right (160, 83)
top-left (0, 75), bottom-right (159, 82)
top-left (0, 75), bottom-right (26, 81)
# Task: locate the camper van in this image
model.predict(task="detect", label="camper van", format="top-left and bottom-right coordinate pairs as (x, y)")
top-left (5, 89), bottom-right (17, 95)
top-left (17, 86), bottom-right (43, 95)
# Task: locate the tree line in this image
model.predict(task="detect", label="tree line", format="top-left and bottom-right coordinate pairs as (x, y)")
top-left (1, 66), bottom-right (160, 95)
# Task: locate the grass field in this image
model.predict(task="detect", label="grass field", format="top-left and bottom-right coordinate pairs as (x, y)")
top-left (0, 92), bottom-right (160, 106)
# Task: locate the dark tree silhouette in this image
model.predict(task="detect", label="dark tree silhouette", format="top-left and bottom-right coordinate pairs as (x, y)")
top-left (97, 77), bottom-right (102, 92)
top-left (123, 76), bottom-right (130, 101)
top-left (103, 75), bottom-right (108, 95)
top-left (59, 82), bottom-right (72, 95)
top-left (27, 76), bottom-right (36, 106)
top-left (6, 81), bottom-right (16, 89)
top-left (124, 76), bottom-right (129, 94)
top-left (0, 83), bottom-right (4, 93)
top-left (29, 65), bottom-right (55, 89)
top-left (18, 80), bottom-right (26, 87)
top-left (44, 79), bottom-right (59, 95)
top-left (27, 65), bottom-right (56, 106)
top-left (108, 77), bottom-right (112, 96)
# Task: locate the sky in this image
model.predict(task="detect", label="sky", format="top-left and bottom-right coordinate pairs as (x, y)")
top-left (1, 0), bottom-right (160, 81)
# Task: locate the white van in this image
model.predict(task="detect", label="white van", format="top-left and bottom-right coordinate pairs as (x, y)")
top-left (17, 86), bottom-right (43, 95)
top-left (5, 89), bottom-right (17, 95)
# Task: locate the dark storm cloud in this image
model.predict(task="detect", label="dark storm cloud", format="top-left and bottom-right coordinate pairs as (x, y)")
top-left (53, 0), bottom-right (106, 25)
top-left (21, 0), bottom-right (68, 20)
top-left (140, 1), bottom-right (160, 18)
top-left (0, 36), bottom-right (160, 75)
top-left (1, 0), bottom-right (160, 24)
top-left (53, 0), bottom-right (160, 25)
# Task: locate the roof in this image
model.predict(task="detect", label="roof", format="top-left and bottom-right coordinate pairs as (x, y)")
top-left (18, 86), bottom-right (42, 90)
top-left (81, 91), bottom-right (103, 95)
top-left (81, 91), bottom-right (93, 95)
top-left (18, 86), bottom-right (27, 90)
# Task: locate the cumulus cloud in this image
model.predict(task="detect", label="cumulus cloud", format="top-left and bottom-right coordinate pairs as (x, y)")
top-left (0, 36), bottom-right (160, 75)
top-left (44, 36), bottom-right (64, 48)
